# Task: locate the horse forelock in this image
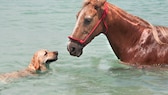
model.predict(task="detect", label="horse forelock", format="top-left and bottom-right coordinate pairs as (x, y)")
top-left (83, 0), bottom-right (106, 8)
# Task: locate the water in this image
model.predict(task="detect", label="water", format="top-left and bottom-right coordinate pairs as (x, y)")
top-left (0, 0), bottom-right (168, 95)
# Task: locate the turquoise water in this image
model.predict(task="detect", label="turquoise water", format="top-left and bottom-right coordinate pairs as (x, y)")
top-left (0, 0), bottom-right (168, 95)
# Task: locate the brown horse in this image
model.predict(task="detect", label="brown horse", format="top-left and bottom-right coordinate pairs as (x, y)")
top-left (67, 0), bottom-right (168, 67)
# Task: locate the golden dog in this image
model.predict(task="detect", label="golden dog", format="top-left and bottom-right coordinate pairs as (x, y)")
top-left (0, 49), bottom-right (58, 81)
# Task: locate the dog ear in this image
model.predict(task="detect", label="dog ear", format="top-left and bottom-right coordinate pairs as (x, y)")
top-left (31, 54), bottom-right (40, 70)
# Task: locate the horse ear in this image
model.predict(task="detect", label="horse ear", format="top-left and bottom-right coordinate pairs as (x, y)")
top-left (95, 0), bottom-right (106, 8)
top-left (84, 0), bottom-right (90, 4)
top-left (31, 54), bottom-right (40, 70)
top-left (83, 0), bottom-right (106, 8)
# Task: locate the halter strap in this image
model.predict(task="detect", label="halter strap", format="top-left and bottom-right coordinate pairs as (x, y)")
top-left (68, 2), bottom-right (108, 45)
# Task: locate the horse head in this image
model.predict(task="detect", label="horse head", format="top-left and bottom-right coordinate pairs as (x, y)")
top-left (67, 0), bottom-right (108, 57)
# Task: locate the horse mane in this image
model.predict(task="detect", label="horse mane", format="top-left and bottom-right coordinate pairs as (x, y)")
top-left (108, 3), bottom-right (168, 44)
top-left (151, 25), bottom-right (168, 44)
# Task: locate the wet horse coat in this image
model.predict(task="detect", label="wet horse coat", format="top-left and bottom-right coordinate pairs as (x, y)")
top-left (67, 0), bottom-right (168, 67)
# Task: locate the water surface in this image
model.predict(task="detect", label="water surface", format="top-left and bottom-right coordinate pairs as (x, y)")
top-left (0, 0), bottom-right (168, 95)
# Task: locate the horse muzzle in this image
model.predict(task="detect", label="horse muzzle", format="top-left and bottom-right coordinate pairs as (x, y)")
top-left (67, 41), bottom-right (83, 57)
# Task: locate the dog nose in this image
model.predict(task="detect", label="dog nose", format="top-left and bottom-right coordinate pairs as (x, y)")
top-left (54, 51), bottom-right (58, 55)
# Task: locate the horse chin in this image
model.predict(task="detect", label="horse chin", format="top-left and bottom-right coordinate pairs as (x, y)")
top-left (67, 41), bottom-right (84, 57)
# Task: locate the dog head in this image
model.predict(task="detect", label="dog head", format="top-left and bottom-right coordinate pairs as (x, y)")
top-left (29, 49), bottom-right (58, 72)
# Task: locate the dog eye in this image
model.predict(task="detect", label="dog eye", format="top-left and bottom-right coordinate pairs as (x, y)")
top-left (44, 51), bottom-right (48, 56)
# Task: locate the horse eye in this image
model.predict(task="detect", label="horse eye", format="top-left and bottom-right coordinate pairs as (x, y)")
top-left (84, 17), bottom-right (92, 25)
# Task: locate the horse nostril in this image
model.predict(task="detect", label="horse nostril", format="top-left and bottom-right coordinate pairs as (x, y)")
top-left (70, 47), bottom-right (76, 52)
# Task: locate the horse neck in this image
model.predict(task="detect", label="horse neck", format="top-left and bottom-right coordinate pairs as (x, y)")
top-left (104, 3), bottom-right (150, 59)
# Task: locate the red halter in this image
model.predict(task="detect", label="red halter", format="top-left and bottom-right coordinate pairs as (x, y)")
top-left (68, 2), bottom-right (108, 45)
